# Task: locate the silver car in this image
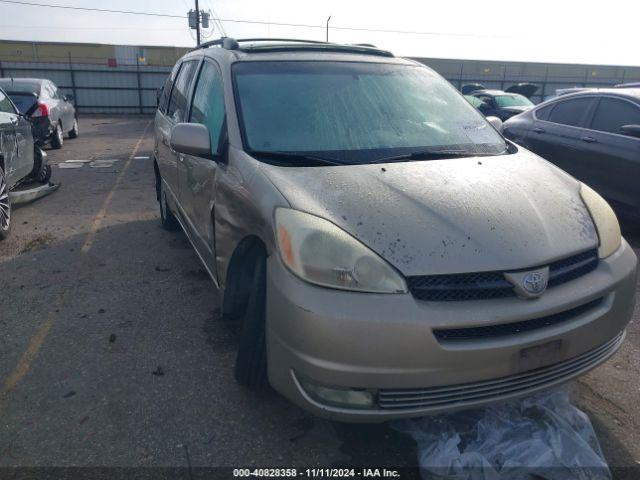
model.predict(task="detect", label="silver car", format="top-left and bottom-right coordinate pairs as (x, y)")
top-left (0, 78), bottom-right (78, 149)
top-left (153, 38), bottom-right (637, 422)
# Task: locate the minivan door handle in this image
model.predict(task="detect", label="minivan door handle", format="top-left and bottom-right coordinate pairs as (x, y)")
top-left (581, 136), bottom-right (597, 143)
top-left (533, 127), bottom-right (545, 134)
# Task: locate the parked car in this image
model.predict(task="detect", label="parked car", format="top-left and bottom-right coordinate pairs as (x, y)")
top-left (468, 88), bottom-right (536, 121)
top-left (0, 86), bottom-right (50, 240)
top-left (503, 88), bottom-right (640, 220)
top-left (0, 78), bottom-right (78, 149)
top-left (154, 38), bottom-right (637, 422)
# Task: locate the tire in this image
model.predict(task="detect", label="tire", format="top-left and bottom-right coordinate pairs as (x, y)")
top-left (0, 166), bottom-right (11, 241)
top-left (51, 122), bottom-right (64, 149)
top-left (234, 256), bottom-right (269, 388)
top-left (68, 117), bottom-right (79, 139)
top-left (31, 148), bottom-right (51, 184)
top-left (35, 164), bottom-right (52, 184)
top-left (159, 178), bottom-right (180, 231)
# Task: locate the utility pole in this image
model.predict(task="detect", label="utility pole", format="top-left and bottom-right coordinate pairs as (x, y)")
top-left (326, 16), bottom-right (331, 42)
top-left (195, 0), bottom-right (201, 45)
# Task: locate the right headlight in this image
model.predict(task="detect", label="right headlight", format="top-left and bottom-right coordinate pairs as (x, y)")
top-left (580, 183), bottom-right (621, 259)
top-left (274, 208), bottom-right (407, 293)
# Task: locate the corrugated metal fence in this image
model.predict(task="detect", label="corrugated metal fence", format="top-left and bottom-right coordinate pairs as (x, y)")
top-left (1, 57), bottom-right (639, 114)
top-left (0, 59), bottom-right (170, 114)
top-left (415, 57), bottom-right (640, 104)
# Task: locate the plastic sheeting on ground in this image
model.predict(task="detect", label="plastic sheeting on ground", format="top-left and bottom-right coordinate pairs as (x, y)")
top-left (392, 389), bottom-right (610, 480)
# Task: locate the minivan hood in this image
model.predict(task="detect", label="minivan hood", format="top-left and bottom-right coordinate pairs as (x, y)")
top-left (259, 150), bottom-right (598, 276)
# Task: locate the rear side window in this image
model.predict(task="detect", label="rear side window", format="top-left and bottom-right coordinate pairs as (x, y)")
top-left (39, 83), bottom-right (51, 99)
top-left (51, 83), bottom-right (62, 99)
top-left (548, 98), bottom-right (593, 127)
top-left (590, 97), bottom-right (640, 135)
top-left (0, 90), bottom-right (15, 113)
top-left (166, 60), bottom-right (198, 122)
top-left (190, 61), bottom-right (225, 153)
top-left (535, 104), bottom-right (554, 121)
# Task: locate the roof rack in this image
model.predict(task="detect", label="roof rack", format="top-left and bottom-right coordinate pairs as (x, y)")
top-left (191, 37), bottom-right (393, 57)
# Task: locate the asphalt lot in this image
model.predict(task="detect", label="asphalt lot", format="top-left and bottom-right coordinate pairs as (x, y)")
top-left (0, 116), bottom-right (639, 474)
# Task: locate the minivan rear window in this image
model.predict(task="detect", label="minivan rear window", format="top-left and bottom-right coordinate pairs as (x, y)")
top-left (233, 61), bottom-right (507, 164)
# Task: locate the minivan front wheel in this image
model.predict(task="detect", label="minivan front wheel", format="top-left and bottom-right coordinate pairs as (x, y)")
top-left (235, 256), bottom-right (268, 388)
top-left (0, 166), bottom-right (11, 240)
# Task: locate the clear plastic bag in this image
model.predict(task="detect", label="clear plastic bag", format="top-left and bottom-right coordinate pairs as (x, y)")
top-left (392, 389), bottom-right (610, 480)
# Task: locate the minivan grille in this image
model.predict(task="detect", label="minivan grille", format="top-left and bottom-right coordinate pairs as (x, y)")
top-left (378, 332), bottom-right (623, 410)
top-left (407, 249), bottom-right (598, 302)
top-left (433, 297), bottom-right (604, 342)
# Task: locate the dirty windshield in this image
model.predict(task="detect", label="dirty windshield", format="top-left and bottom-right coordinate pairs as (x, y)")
top-left (233, 61), bottom-right (508, 164)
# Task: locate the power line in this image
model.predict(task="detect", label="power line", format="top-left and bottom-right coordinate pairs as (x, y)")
top-left (0, 0), bottom-right (184, 17)
top-left (0, 0), bottom-right (507, 39)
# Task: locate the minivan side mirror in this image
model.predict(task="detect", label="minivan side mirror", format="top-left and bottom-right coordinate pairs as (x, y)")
top-left (170, 123), bottom-right (214, 159)
top-left (63, 94), bottom-right (74, 102)
top-left (486, 116), bottom-right (503, 133)
top-left (620, 124), bottom-right (640, 138)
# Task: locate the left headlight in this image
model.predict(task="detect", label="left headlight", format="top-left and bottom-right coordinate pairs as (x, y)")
top-left (275, 208), bottom-right (407, 293)
top-left (580, 183), bottom-right (621, 259)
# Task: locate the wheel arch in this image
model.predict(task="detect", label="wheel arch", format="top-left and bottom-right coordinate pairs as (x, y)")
top-left (222, 235), bottom-right (267, 322)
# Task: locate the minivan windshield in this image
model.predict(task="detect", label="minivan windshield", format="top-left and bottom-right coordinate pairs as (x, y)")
top-left (233, 61), bottom-right (508, 164)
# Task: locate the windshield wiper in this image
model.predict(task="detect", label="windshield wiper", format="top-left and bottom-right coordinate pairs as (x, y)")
top-left (247, 150), bottom-right (346, 167)
top-left (371, 149), bottom-right (497, 164)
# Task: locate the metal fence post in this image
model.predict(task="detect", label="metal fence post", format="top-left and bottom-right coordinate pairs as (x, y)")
top-left (68, 52), bottom-right (78, 113)
top-left (540, 66), bottom-right (548, 103)
top-left (136, 56), bottom-right (143, 114)
top-left (0, 60), bottom-right (4, 78)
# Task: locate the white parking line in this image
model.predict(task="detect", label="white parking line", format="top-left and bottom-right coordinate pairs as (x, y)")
top-left (89, 162), bottom-right (115, 168)
top-left (58, 163), bottom-right (84, 169)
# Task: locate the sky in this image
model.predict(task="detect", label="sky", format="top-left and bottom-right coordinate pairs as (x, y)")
top-left (0, 0), bottom-right (638, 66)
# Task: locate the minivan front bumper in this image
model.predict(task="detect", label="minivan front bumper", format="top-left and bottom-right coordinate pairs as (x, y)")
top-left (266, 240), bottom-right (637, 422)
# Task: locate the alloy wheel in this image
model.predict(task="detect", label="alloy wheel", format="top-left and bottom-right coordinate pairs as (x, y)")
top-left (0, 169), bottom-right (10, 233)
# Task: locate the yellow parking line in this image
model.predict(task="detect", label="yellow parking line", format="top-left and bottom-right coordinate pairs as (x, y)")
top-left (0, 120), bottom-right (152, 408)
top-left (0, 297), bottom-right (62, 401)
top-left (81, 120), bottom-right (152, 254)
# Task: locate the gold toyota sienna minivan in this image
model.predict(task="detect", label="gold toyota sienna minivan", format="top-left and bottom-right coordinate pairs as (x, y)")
top-left (153, 38), bottom-right (637, 422)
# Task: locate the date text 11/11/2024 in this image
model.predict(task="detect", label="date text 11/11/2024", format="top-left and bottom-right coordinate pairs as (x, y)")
top-left (233, 468), bottom-right (401, 478)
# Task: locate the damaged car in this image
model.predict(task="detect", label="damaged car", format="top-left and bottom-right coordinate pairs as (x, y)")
top-left (153, 38), bottom-right (637, 421)
top-left (0, 86), bottom-right (50, 240)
